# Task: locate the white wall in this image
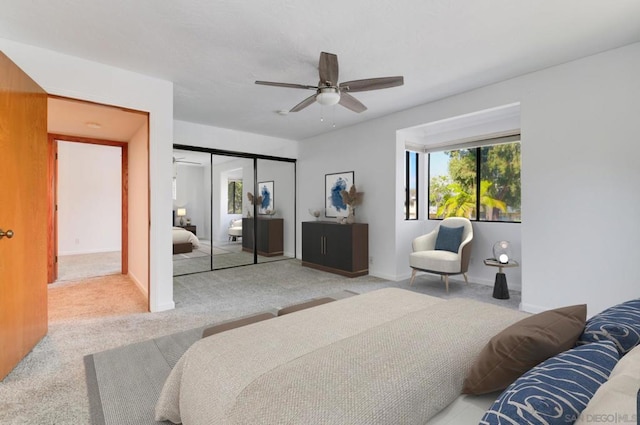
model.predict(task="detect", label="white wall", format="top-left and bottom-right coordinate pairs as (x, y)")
top-left (299, 42), bottom-right (640, 316)
top-left (57, 142), bottom-right (121, 255)
top-left (0, 38), bottom-right (174, 312)
top-left (128, 121), bottom-right (149, 297)
top-left (519, 43), bottom-right (640, 315)
top-left (174, 120), bottom-right (298, 158)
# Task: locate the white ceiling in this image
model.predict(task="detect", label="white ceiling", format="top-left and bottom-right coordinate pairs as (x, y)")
top-left (3, 1), bottom-right (640, 141)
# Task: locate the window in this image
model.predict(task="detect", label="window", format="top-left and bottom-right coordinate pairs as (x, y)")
top-left (227, 179), bottom-right (243, 214)
top-left (404, 150), bottom-right (419, 220)
top-left (428, 138), bottom-right (520, 222)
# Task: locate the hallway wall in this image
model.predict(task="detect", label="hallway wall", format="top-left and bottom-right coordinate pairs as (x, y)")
top-left (57, 141), bottom-right (121, 255)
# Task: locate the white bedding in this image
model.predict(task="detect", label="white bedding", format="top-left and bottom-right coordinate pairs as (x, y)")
top-left (172, 227), bottom-right (200, 248)
top-left (156, 288), bottom-right (527, 425)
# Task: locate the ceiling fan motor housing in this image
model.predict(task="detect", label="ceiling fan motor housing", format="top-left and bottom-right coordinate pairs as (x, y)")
top-left (316, 87), bottom-right (340, 106)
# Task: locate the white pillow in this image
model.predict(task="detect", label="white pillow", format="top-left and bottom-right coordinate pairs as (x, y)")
top-left (577, 344), bottom-right (640, 423)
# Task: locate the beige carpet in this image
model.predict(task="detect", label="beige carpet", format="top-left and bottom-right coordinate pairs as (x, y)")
top-left (48, 274), bottom-right (148, 322)
top-left (1, 259), bottom-right (520, 424)
top-left (57, 251), bottom-right (122, 282)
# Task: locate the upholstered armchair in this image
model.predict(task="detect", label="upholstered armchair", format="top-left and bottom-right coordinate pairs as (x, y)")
top-left (409, 217), bottom-right (473, 292)
top-left (228, 219), bottom-right (243, 241)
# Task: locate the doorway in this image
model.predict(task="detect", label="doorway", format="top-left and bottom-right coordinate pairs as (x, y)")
top-left (47, 96), bottom-right (150, 311)
top-left (54, 139), bottom-right (124, 281)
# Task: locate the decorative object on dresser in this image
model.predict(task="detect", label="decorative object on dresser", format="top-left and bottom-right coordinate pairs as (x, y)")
top-left (302, 221), bottom-right (368, 277)
top-left (246, 192), bottom-right (262, 209)
top-left (325, 171), bottom-right (353, 218)
top-left (242, 217), bottom-right (283, 256)
top-left (257, 181), bottom-right (274, 215)
top-left (308, 208), bottom-right (322, 220)
top-left (340, 184), bottom-right (363, 224)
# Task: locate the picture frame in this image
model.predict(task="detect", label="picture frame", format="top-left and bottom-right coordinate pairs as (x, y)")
top-left (325, 171), bottom-right (354, 218)
top-left (257, 181), bottom-right (274, 214)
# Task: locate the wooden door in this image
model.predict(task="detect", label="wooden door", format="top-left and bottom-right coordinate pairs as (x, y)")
top-left (0, 52), bottom-right (48, 380)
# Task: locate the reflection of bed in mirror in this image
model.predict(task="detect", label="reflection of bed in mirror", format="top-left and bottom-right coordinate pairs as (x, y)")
top-left (173, 227), bottom-right (200, 254)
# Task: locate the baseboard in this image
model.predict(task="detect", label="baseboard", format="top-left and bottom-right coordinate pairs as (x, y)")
top-left (389, 271), bottom-right (522, 291)
top-left (369, 270), bottom-right (398, 281)
top-left (127, 271), bottom-right (148, 297)
top-left (152, 301), bottom-right (175, 312)
top-left (519, 303), bottom-right (548, 314)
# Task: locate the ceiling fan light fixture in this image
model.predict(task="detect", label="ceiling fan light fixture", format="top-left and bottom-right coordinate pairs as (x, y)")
top-left (316, 88), bottom-right (340, 106)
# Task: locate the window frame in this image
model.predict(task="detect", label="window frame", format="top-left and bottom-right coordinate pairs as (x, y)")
top-left (404, 150), bottom-right (419, 220)
top-left (227, 179), bottom-right (243, 214)
top-left (427, 137), bottom-right (521, 223)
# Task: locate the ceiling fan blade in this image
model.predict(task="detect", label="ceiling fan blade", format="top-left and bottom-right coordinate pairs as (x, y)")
top-left (290, 94), bottom-right (317, 112)
top-left (339, 92), bottom-right (367, 113)
top-left (318, 52), bottom-right (339, 86)
top-left (339, 76), bottom-right (404, 92)
top-left (255, 81), bottom-right (317, 90)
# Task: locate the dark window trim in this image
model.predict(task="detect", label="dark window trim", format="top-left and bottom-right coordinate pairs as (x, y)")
top-left (227, 179), bottom-right (242, 214)
top-left (405, 150), bottom-right (419, 220)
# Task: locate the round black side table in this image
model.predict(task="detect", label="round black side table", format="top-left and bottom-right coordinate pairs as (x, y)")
top-left (484, 258), bottom-right (519, 300)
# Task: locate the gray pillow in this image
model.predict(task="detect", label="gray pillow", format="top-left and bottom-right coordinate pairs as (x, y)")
top-left (434, 225), bottom-right (464, 253)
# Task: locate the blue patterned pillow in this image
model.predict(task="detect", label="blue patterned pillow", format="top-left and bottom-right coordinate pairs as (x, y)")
top-left (434, 225), bottom-right (464, 253)
top-left (480, 341), bottom-right (619, 425)
top-left (577, 299), bottom-right (640, 356)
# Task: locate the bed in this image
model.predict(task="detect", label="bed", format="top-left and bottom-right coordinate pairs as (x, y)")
top-left (172, 226), bottom-right (200, 254)
top-left (155, 289), bottom-right (640, 424)
top-left (155, 288), bottom-right (527, 424)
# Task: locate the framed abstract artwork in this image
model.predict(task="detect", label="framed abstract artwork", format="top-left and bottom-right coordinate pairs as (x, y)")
top-left (258, 181), bottom-right (274, 214)
top-left (325, 171), bottom-right (353, 218)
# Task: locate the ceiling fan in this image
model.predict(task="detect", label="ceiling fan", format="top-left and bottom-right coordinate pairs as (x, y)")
top-left (255, 52), bottom-right (404, 113)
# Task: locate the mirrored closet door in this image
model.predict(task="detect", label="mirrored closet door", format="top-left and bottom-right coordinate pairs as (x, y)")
top-left (172, 149), bottom-right (212, 275)
top-left (210, 154), bottom-right (254, 270)
top-left (173, 147), bottom-right (295, 276)
top-left (255, 159), bottom-right (296, 264)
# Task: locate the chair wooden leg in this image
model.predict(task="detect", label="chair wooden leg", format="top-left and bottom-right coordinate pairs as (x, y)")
top-left (409, 269), bottom-right (417, 286)
top-left (444, 275), bottom-right (449, 293)
top-left (463, 273), bottom-right (468, 284)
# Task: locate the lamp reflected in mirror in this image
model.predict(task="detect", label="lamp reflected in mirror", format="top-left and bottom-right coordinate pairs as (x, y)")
top-left (177, 208), bottom-right (187, 226)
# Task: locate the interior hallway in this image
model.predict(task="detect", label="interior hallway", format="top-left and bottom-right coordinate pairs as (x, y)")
top-left (56, 251), bottom-right (121, 282)
top-left (48, 273), bottom-right (147, 321)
